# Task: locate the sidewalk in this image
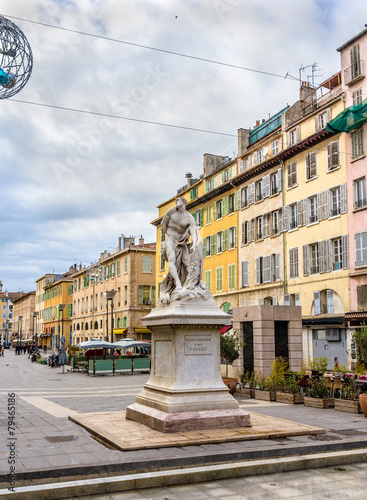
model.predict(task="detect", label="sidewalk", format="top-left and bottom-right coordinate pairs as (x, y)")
top-left (1, 352), bottom-right (367, 497)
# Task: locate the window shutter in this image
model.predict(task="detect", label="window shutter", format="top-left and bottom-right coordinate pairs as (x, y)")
top-left (272, 296), bottom-right (278, 305)
top-left (286, 132), bottom-right (291, 147)
top-left (263, 175), bottom-right (270, 198)
top-left (327, 289), bottom-right (334, 313)
top-left (138, 285), bottom-right (143, 305)
top-left (315, 115), bottom-right (320, 132)
top-left (263, 255), bottom-right (271, 283)
top-left (238, 190), bottom-right (242, 209)
top-left (278, 208), bottom-right (283, 233)
top-left (229, 167), bottom-right (232, 179)
top-left (251, 218), bottom-right (256, 241)
top-left (247, 220), bottom-right (252, 243)
top-left (223, 196), bottom-right (229, 216)
top-left (318, 241), bottom-right (325, 273)
top-left (258, 298), bottom-right (265, 305)
top-left (289, 249), bottom-right (294, 278)
top-left (317, 192), bottom-right (323, 221)
top-left (302, 198), bottom-right (307, 226)
top-left (255, 258), bottom-right (260, 284)
top-left (203, 238), bottom-right (206, 257)
top-left (297, 200), bottom-right (303, 227)
top-left (234, 226), bottom-right (237, 247)
top-left (325, 239), bottom-right (332, 272)
top-left (249, 182), bottom-right (255, 205)
top-left (277, 168), bottom-right (282, 193)
top-left (225, 229), bottom-right (229, 250)
top-left (240, 160), bottom-right (244, 172)
top-left (314, 291), bottom-right (321, 315)
top-left (296, 126), bottom-right (301, 142)
top-left (284, 294), bottom-right (290, 306)
top-left (275, 253), bottom-right (281, 281)
top-left (151, 286), bottom-right (156, 305)
top-left (200, 208), bottom-right (203, 227)
top-left (303, 245), bottom-right (309, 276)
top-left (67, 304), bottom-right (72, 317)
top-left (222, 171), bottom-right (225, 183)
top-left (241, 223), bottom-right (245, 245)
top-left (283, 206), bottom-right (288, 232)
top-left (242, 261), bottom-right (249, 287)
top-left (234, 192), bottom-right (237, 211)
top-left (323, 190), bottom-right (329, 219)
top-left (340, 184), bottom-right (347, 214)
top-left (213, 202), bottom-right (217, 220)
top-left (342, 235), bottom-right (349, 269)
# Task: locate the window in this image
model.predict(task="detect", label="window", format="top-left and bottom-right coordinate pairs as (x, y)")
top-left (330, 187), bottom-right (341, 216)
top-left (222, 168), bottom-right (232, 182)
top-left (190, 187), bottom-right (198, 200)
top-left (351, 128), bottom-right (364, 159)
top-left (353, 88), bottom-right (363, 105)
top-left (239, 159), bottom-right (244, 172)
top-left (254, 149), bottom-right (264, 166)
top-left (310, 243), bottom-right (319, 274)
top-left (350, 44), bottom-right (362, 80)
top-left (241, 261), bottom-right (249, 287)
top-left (356, 231), bottom-right (367, 266)
top-left (287, 126), bottom-right (301, 146)
top-left (287, 162), bottom-right (297, 188)
top-left (332, 238), bottom-right (343, 270)
top-left (117, 260), bottom-right (121, 276)
top-left (327, 141), bottom-right (340, 170)
top-left (205, 178), bottom-right (214, 192)
top-left (138, 285), bottom-right (156, 305)
top-left (289, 248), bottom-right (299, 279)
top-left (228, 264), bottom-right (236, 290)
top-left (308, 196), bottom-right (318, 224)
top-left (255, 180), bottom-right (263, 201)
top-left (354, 177), bottom-right (366, 209)
top-left (142, 256), bottom-right (152, 272)
top-left (228, 193), bottom-right (236, 213)
top-left (242, 220), bottom-right (250, 245)
top-left (256, 253), bottom-right (280, 284)
top-left (206, 205), bottom-right (212, 224)
top-left (314, 291), bottom-right (321, 315)
top-left (270, 169), bottom-right (281, 195)
top-left (272, 139), bottom-right (279, 155)
top-left (272, 211), bottom-right (279, 235)
top-left (215, 199), bottom-right (223, 219)
top-left (216, 267), bottom-right (223, 292)
top-left (240, 186), bottom-right (248, 208)
top-left (306, 152), bottom-right (317, 180)
top-left (245, 156), bottom-right (251, 170)
top-left (124, 286), bottom-right (128, 305)
top-left (205, 236), bottom-right (211, 256)
top-left (256, 216), bottom-right (263, 239)
top-left (205, 270), bottom-right (212, 292)
top-left (160, 252), bottom-right (165, 272)
top-left (124, 256), bottom-right (127, 273)
top-left (217, 231), bottom-right (224, 253)
top-left (192, 209), bottom-right (203, 227)
top-left (289, 203), bottom-right (297, 230)
top-left (228, 226), bottom-right (237, 249)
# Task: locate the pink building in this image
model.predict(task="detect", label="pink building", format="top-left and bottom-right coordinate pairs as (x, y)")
top-left (337, 28), bottom-right (367, 327)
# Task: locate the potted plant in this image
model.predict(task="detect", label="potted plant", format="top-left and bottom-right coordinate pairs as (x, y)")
top-left (220, 330), bottom-right (240, 395)
top-left (276, 373), bottom-right (304, 404)
top-left (335, 383), bottom-right (362, 414)
top-left (304, 377), bottom-right (334, 408)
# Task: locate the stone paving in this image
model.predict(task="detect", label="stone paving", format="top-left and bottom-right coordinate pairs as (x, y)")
top-left (1, 349), bottom-right (367, 495)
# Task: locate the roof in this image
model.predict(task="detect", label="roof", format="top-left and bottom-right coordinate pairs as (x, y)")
top-left (337, 27), bottom-right (367, 52)
top-left (0, 292), bottom-right (25, 300)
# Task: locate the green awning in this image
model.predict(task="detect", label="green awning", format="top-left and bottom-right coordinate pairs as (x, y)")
top-left (326, 100), bottom-right (367, 133)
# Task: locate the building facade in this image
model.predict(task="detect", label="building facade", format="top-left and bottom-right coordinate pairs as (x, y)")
top-left (12, 292), bottom-right (36, 344)
top-left (0, 287), bottom-right (24, 344)
top-left (43, 277), bottom-right (73, 349)
top-left (72, 235), bottom-right (156, 344)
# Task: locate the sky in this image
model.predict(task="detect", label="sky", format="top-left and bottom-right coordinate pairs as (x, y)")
top-left (0, 0), bottom-right (366, 293)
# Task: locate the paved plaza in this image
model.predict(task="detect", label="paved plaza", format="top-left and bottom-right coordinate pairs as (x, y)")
top-left (1, 350), bottom-right (367, 498)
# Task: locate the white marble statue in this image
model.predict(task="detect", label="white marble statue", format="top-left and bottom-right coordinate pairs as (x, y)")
top-left (158, 196), bottom-right (211, 305)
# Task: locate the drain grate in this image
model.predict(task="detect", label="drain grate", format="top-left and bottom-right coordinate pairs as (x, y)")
top-left (330, 429), bottom-right (367, 437)
top-left (45, 435), bottom-right (78, 443)
top-left (308, 434), bottom-right (342, 441)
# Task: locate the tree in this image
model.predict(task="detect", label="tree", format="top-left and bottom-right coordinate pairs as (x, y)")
top-left (352, 323), bottom-right (367, 366)
top-left (220, 330), bottom-right (241, 378)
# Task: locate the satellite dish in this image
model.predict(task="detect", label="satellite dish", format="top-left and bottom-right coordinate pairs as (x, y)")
top-left (0, 16), bottom-right (33, 99)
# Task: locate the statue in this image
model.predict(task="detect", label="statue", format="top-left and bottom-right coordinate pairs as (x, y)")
top-left (158, 196), bottom-right (211, 305)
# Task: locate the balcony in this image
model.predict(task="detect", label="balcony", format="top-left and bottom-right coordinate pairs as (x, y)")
top-left (344, 60), bottom-right (365, 86)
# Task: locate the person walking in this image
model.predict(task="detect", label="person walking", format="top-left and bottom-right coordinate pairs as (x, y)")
top-left (1, 345), bottom-right (4, 357)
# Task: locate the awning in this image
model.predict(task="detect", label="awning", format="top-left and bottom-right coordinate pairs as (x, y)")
top-left (134, 328), bottom-right (152, 334)
top-left (344, 311), bottom-right (367, 320)
top-left (220, 325), bottom-right (232, 335)
top-left (326, 100), bottom-right (367, 133)
top-left (113, 328), bottom-right (127, 334)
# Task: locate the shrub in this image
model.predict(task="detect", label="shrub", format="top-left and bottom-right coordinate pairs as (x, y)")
top-left (352, 323), bottom-right (367, 365)
top-left (309, 357), bottom-right (329, 374)
top-left (305, 377), bottom-right (329, 399)
top-left (220, 331), bottom-right (241, 378)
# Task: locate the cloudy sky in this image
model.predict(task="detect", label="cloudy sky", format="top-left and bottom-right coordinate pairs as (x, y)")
top-left (0, 0), bottom-right (366, 292)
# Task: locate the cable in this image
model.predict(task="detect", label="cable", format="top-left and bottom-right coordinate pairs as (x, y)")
top-left (9, 98), bottom-right (237, 137)
top-left (7, 14), bottom-right (299, 81)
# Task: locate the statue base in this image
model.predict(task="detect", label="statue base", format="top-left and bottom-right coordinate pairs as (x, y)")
top-left (126, 299), bottom-right (251, 432)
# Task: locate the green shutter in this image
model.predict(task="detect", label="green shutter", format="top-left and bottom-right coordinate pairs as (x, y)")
top-left (234, 192), bottom-right (237, 211)
top-left (67, 304), bottom-right (71, 317)
top-left (203, 238), bottom-right (206, 257)
top-left (229, 167), bottom-right (232, 179)
top-left (200, 208), bottom-right (203, 227)
top-left (213, 202), bottom-right (217, 220)
top-left (151, 286), bottom-right (156, 305)
top-left (225, 229), bottom-right (229, 250)
top-left (138, 285), bottom-right (143, 305)
top-left (234, 226), bottom-right (237, 247)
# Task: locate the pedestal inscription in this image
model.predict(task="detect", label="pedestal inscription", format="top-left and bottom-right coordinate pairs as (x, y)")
top-left (184, 335), bottom-right (212, 355)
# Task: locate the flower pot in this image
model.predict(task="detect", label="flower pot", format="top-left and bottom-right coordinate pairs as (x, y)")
top-left (359, 394), bottom-right (367, 417)
top-left (255, 389), bottom-right (276, 402)
top-left (334, 399), bottom-right (362, 414)
top-left (304, 396), bottom-right (334, 409)
top-left (222, 377), bottom-right (238, 395)
top-left (276, 392), bottom-right (304, 404)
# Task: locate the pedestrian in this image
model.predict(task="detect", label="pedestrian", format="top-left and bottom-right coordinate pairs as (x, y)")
top-left (1, 345), bottom-right (4, 357)
top-left (44, 344), bottom-right (47, 353)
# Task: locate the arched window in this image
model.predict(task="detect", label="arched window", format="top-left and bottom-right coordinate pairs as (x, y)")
top-left (94, 321), bottom-right (98, 330)
top-left (222, 302), bottom-right (231, 314)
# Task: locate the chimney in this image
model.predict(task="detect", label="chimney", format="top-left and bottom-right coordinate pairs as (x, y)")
top-left (139, 235), bottom-right (144, 245)
top-left (300, 81), bottom-right (314, 102)
top-left (237, 128), bottom-right (250, 157)
top-left (185, 172), bottom-right (193, 187)
top-left (78, 263), bottom-right (82, 271)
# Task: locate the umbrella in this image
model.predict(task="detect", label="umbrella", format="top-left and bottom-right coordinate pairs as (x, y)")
top-left (113, 340), bottom-right (151, 349)
top-left (78, 339), bottom-right (115, 349)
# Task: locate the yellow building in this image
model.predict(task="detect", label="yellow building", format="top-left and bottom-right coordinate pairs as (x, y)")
top-left (72, 234), bottom-right (156, 344)
top-left (43, 277), bottom-right (73, 349)
top-left (12, 292), bottom-right (36, 344)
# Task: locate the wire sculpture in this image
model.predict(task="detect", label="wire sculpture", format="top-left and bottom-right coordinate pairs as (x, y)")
top-left (0, 16), bottom-right (33, 99)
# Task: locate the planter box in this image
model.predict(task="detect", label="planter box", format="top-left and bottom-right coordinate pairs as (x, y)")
top-left (241, 387), bottom-right (256, 398)
top-left (255, 389), bottom-right (276, 402)
top-left (304, 396), bottom-right (335, 409)
top-left (276, 392), bottom-right (304, 404)
top-left (334, 399), bottom-right (362, 414)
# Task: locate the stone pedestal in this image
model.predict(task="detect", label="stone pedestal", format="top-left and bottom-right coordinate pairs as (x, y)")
top-left (126, 299), bottom-right (251, 432)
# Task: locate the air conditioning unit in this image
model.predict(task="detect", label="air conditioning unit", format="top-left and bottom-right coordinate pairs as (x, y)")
top-left (94, 306), bottom-right (97, 311)
top-left (143, 300), bottom-right (151, 305)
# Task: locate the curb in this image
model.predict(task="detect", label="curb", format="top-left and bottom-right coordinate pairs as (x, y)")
top-left (1, 448), bottom-right (367, 499)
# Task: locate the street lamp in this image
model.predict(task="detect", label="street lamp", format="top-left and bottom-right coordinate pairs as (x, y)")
top-left (106, 290), bottom-right (117, 344)
top-left (32, 312), bottom-right (38, 351)
top-left (18, 316), bottom-right (23, 345)
top-left (58, 304), bottom-right (66, 350)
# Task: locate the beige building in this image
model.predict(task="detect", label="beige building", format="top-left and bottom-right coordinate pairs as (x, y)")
top-left (12, 292), bottom-right (36, 343)
top-left (72, 235), bottom-right (156, 344)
